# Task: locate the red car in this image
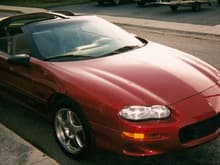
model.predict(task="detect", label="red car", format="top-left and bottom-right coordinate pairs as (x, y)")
top-left (0, 12), bottom-right (220, 158)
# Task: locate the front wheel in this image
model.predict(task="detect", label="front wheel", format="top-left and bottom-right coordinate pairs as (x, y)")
top-left (54, 99), bottom-right (94, 158)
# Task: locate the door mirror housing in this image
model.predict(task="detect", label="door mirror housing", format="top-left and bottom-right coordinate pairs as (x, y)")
top-left (8, 54), bottom-right (30, 65)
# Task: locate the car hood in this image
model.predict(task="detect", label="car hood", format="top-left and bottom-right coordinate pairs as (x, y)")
top-left (52, 42), bottom-right (218, 106)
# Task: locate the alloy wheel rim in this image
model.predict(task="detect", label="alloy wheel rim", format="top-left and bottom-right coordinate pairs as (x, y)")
top-left (55, 108), bottom-right (86, 154)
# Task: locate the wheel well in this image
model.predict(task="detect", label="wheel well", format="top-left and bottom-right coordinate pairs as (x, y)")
top-left (48, 93), bottom-right (96, 157)
top-left (47, 93), bottom-right (83, 118)
top-left (48, 93), bottom-right (67, 105)
top-left (47, 93), bottom-right (70, 119)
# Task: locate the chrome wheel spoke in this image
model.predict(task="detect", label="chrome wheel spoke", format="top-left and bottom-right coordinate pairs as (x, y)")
top-left (75, 135), bottom-right (84, 148)
top-left (55, 107), bottom-right (87, 154)
top-left (66, 137), bottom-right (80, 151)
top-left (69, 133), bottom-right (75, 139)
top-left (65, 138), bottom-right (72, 148)
top-left (57, 114), bottom-right (67, 128)
top-left (64, 127), bottom-right (70, 137)
top-left (66, 110), bottom-right (74, 125)
top-left (72, 123), bottom-right (83, 133)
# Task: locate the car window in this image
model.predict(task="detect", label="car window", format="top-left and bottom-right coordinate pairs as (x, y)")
top-left (0, 34), bottom-right (30, 56)
top-left (32, 30), bottom-right (61, 57)
top-left (0, 13), bottom-right (55, 56)
top-left (30, 17), bottom-right (145, 61)
top-left (0, 37), bottom-right (9, 54)
top-left (12, 34), bottom-right (30, 55)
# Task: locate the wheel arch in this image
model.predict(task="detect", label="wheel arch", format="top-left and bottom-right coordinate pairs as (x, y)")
top-left (47, 93), bottom-right (78, 120)
top-left (48, 92), bottom-right (96, 158)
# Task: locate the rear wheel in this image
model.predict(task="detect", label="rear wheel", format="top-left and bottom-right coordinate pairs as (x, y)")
top-left (53, 99), bottom-right (94, 158)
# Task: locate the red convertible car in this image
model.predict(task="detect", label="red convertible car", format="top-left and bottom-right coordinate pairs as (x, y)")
top-left (0, 12), bottom-right (220, 158)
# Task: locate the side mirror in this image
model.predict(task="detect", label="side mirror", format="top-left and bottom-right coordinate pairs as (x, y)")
top-left (8, 54), bottom-right (30, 65)
top-left (130, 33), bottom-right (148, 44)
top-left (136, 36), bottom-right (148, 44)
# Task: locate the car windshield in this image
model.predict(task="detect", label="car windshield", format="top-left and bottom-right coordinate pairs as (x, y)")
top-left (30, 16), bottom-right (146, 61)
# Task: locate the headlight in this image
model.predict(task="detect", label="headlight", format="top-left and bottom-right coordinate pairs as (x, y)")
top-left (119, 105), bottom-right (171, 121)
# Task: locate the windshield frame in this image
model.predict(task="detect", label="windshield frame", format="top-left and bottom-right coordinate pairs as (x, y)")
top-left (24, 16), bottom-right (147, 61)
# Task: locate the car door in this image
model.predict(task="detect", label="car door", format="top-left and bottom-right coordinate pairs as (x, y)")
top-left (0, 34), bottom-right (56, 115)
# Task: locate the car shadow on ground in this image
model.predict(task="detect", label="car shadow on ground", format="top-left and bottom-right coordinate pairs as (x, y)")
top-left (0, 99), bottom-right (219, 165)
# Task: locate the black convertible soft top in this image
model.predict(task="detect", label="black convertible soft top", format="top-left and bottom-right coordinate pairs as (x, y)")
top-left (0, 11), bottom-right (80, 37)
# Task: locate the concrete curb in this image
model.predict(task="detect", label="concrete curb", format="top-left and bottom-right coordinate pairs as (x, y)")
top-left (0, 124), bottom-right (59, 165)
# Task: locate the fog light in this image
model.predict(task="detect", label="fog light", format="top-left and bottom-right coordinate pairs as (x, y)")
top-left (122, 132), bottom-right (145, 140)
top-left (122, 132), bottom-right (161, 141)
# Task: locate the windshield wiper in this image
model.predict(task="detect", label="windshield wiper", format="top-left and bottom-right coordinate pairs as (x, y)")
top-left (44, 54), bottom-right (95, 61)
top-left (102, 45), bottom-right (141, 57)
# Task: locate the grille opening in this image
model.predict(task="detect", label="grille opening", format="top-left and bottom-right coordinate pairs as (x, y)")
top-left (179, 113), bottom-right (220, 143)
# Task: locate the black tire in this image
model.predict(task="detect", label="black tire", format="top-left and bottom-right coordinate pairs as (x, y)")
top-left (192, 3), bottom-right (201, 12)
top-left (53, 98), bottom-right (94, 159)
top-left (170, 5), bottom-right (178, 12)
top-left (137, 0), bottom-right (146, 7)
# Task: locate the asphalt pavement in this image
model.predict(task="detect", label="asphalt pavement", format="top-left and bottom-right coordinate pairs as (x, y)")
top-left (54, 2), bottom-right (220, 40)
top-left (53, 1), bottom-right (220, 25)
top-left (0, 3), bottom-right (220, 165)
top-left (1, 3), bottom-right (220, 41)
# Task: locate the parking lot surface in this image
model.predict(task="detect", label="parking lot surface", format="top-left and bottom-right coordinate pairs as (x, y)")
top-left (53, 2), bottom-right (220, 26)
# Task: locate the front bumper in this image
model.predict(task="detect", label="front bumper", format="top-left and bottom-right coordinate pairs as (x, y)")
top-left (94, 84), bottom-right (220, 156)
